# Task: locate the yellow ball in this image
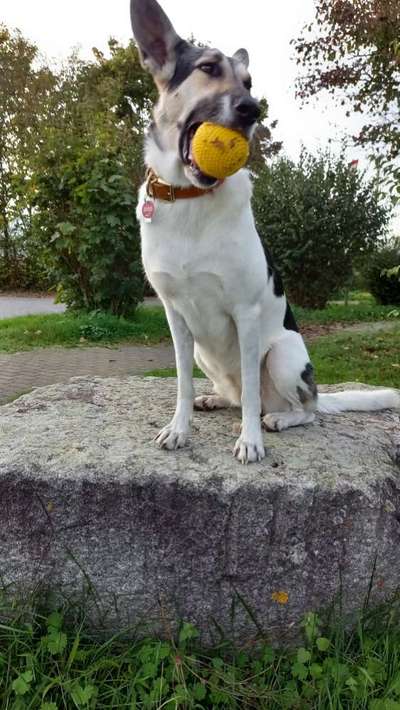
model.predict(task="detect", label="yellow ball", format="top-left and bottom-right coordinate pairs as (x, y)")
top-left (192, 123), bottom-right (250, 180)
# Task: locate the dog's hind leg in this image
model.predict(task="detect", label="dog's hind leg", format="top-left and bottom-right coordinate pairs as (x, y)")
top-left (261, 331), bottom-right (317, 432)
top-left (194, 394), bottom-right (231, 411)
top-left (263, 409), bottom-right (316, 432)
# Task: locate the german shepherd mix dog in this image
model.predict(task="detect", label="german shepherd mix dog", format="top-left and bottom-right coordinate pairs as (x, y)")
top-left (130, 0), bottom-right (400, 464)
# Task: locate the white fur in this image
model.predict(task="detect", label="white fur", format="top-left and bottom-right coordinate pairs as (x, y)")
top-left (137, 162), bottom-right (399, 463)
top-left (317, 389), bottom-right (400, 414)
top-left (138, 167), bottom-right (308, 463)
top-left (132, 0), bottom-right (399, 464)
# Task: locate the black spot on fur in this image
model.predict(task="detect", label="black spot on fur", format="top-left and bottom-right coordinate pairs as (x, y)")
top-left (264, 245), bottom-right (285, 298)
top-left (297, 386), bottom-right (309, 405)
top-left (168, 41), bottom-right (203, 91)
top-left (283, 303), bottom-right (299, 333)
top-left (272, 270), bottom-right (284, 297)
top-left (301, 363), bottom-right (318, 400)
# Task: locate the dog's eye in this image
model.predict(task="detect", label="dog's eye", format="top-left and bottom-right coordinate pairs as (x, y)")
top-left (243, 78), bottom-right (252, 91)
top-left (199, 63), bottom-right (221, 78)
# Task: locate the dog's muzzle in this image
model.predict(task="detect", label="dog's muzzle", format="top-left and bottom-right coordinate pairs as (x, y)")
top-left (179, 94), bottom-right (260, 188)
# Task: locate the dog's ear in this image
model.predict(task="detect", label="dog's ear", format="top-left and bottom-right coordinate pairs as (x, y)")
top-left (233, 48), bottom-right (250, 69)
top-left (130, 0), bottom-right (181, 85)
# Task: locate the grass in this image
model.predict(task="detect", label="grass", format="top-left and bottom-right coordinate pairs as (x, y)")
top-left (145, 329), bottom-right (400, 389)
top-left (2, 595), bottom-right (400, 708)
top-left (0, 308), bottom-right (171, 353)
top-left (0, 298), bottom-right (398, 353)
top-left (293, 302), bottom-right (398, 326)
top-left (309, 329), bottom-right (400, 389)
top-left (4, 389), bottom-right (33, 404)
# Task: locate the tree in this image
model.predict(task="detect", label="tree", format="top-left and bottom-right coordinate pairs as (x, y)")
top-left (0, 25), bottom-right (55, 288)
top-left (252, 150), bottom-right (390, 308)
top-left (248, 100), bottom-right (282, 174)
top-left (30, 40), bottom-right (155, 315)
top-left (293, 0), bottom-right (400, 197)
top-left (363, 237), bottom-right (400, 304)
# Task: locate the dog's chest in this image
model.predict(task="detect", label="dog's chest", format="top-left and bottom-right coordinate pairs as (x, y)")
top-left (142, 216), bottom-right (231, 334)
top-left (138, 188), bottom-right (255, 340)
top-left (137, 177), bottom-right (270, 342)
top-left (139, 191), bottom-right (245, 298)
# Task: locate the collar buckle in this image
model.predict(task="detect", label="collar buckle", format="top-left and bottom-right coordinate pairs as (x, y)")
top-left (166, 183), bottom-right (176, 202)
top-left (146, 168), bottom-right (176, 202)
top-left (145, 168), bottom-right (157, 199)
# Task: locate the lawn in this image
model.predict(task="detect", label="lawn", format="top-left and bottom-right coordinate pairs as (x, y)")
top-left (145, 328), bottom-right (400, 389)
top-left (1, 597), bottom-right (400, 709)
top-left (309, 328), bottom-right (400, 389)
top-left (0, 300), bottom-right (398, 353)
top-left (0, 308), bottom-right (171, 353)
top-left (294, 301), bottom-right (398, 326)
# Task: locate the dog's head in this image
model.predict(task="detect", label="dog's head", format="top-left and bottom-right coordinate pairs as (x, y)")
top-left (130, 0), bottom-right (260, 188)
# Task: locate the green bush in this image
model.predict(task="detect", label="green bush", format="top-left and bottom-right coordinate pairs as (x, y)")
top-left (252, 151), bottom-right (390, 308)
top-left (34, 142), bottom-right (144, 315)
top-left (0, 221), bottom-right (51, 292)
top-left (5, 37), bottom-right (154, 309)
top-left (29, 38), bottom-right (154, 316)
top-left (364, 240), bottom-right (400, 305)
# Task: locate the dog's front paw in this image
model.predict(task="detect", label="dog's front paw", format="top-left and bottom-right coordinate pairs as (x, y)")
top-left (155, 423), bottom-right (188, 451)
top-left (233, 435), bottom-right (265, 464)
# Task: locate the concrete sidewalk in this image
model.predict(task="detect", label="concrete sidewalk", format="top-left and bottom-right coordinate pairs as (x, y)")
top-left (0, 295), bottom-right (66, 318)
top-left (0, 295), bottom-right (162, 319)
top-left (0, 343), bottom-right (175, 404)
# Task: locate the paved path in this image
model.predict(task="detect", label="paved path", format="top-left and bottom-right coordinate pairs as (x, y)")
top-left (0, 318), bottom-right (397, 406)
top-left (0, 344), bottom-right (175, 404)
top-left (0, 295), bottom-right (161, 319)
top-left (0, 295), bottom-right (66, 318)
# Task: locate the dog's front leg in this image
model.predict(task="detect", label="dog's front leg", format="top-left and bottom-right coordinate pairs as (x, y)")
top-left (155, 304), bottom-right (194, 451)
top-left (233, 308), bottom-right (265, 464)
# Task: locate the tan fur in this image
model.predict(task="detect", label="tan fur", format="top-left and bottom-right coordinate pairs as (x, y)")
top-left (153, 53), bottom-right (251, 154)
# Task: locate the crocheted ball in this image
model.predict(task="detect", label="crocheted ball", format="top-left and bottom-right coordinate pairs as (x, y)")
top-left (192, 123), bottom-right (250, 179)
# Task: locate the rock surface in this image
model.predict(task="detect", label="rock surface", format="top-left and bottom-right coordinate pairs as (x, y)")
top-left (0, 376), bottom-right (399, 643)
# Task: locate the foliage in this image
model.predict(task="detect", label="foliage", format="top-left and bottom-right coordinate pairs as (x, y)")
top-left (0, 31), bottom-right (155, 307)
top-left (33, 142), bottom-right (145, 315)
top-left (0, 25), bottom-right (55, 289)
top-left (293, 0), bottom-right (400, 197)
top-left (2, 596), bottom-right (400, 708)
top-left (252, 150), bottom-right (390, 307)
top-left (248, 99), bottom-right (282, 173)
top-left (30, 40), bottom-right (154, 315)
top-left (364, 238), bottom-right (400, 304)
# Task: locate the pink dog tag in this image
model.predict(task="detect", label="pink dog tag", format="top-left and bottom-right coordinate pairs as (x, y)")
top-left (142, 199), bottom-right (155, 223)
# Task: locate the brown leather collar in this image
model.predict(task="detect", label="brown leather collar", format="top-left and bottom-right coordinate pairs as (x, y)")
top-left (145, 167), bottom-right (220, 202)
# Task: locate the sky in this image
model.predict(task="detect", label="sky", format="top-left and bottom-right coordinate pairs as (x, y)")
top-left (1, 0), bottom-right (398, 230)
top-left (1, 0), bottom-right (364, 158)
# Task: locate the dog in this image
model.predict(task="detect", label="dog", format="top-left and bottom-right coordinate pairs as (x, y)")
top-left (130, 0), bottom-right (400, 464)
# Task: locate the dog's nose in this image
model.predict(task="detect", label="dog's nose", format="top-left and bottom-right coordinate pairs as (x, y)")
top-left (234, 97), bottom-right (261, 124)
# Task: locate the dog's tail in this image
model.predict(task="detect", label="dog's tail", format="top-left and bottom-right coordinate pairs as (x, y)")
top-left (317, 388), bottom-right (400, 414)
